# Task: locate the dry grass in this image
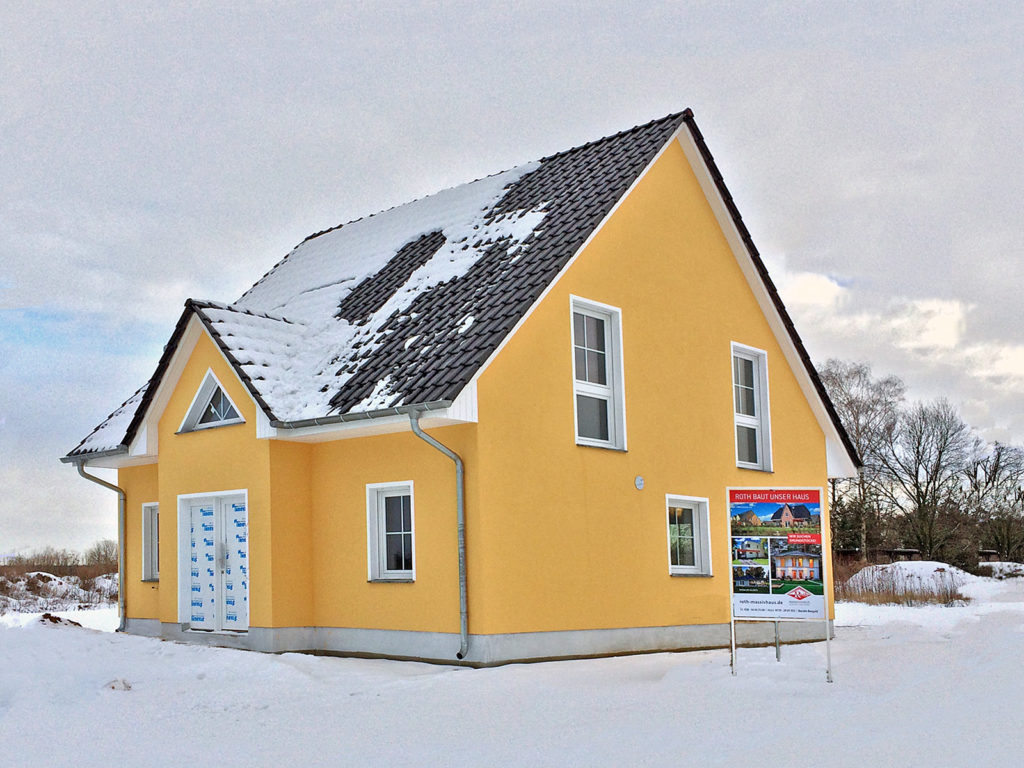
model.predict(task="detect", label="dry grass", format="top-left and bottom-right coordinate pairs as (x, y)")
top-left (835, 562), bottom-right (970, 606)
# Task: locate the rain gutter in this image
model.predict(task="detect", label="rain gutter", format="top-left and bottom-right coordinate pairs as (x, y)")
top-left (59, 447), bottom-right (129, 464)
top-left (408, 411), bottom-right (468, 661)
top-left (74, 462), bottom-right (128, 632)
top-left (269, 400), bottom-right (453, 430)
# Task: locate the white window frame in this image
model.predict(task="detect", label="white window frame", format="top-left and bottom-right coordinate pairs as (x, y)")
top-left (570, 296), bottom-right (627, 450)
top-left (141, 502), bottom-right (159, 581)
top-left (666, 495), bottom-right (712, 576)
top-left (731, 343), bottom-right (772, 471)
top-left (177, 368), bottom-right (245, 433)
top-left (366, 482), bottom-right (416, 582)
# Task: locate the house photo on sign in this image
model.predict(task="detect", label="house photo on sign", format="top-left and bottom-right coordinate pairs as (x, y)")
top-left (728, 488), bottom-right (825, 620)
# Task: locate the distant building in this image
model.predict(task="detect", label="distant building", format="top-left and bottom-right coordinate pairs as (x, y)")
top-left (733, 538), bottom-right (767, 560)
top-left (734, 510), bottom-right (762, 527)
top-left (770, 503), bottom-right (814, 527)
top-left (772, 550), bottom-right (822, 581)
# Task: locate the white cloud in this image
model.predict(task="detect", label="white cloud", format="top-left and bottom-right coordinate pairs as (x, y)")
top-left (888, 299), bottom-right (969, 352)
top-left (776, 271), bottom-right (848, 311)
top-left (2, 0), bottom-right (1022, 550)
top-left (962, 343), bottom-right (1024, 392)
top-left (777, 267), bottom-right (1024, 445)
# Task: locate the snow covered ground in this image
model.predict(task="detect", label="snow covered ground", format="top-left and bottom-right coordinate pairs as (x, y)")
top-left (846, 559), bottom-right (974, 593)
top-left (0, 570), bottom-right (116, 614)
top-left (1, 567), bottom-right (1022, 767)
top-left (980, 560), bottom-right (1024, 578)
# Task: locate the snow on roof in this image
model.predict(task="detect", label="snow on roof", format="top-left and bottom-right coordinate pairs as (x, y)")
top-left (220, 163), bottom-right (545, 421)
top-left (238, 165), bottom-right (541, 323)
top-left (67, 385), bottom-right (148, 457)
top-left (65, 111), bottom-right (695, 456)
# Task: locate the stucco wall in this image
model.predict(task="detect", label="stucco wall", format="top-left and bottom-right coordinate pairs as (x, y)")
top-left (469, 137), bottom-right (831, 634)
top-left (118, 462), bottom-right (159, 619)
top-left (308, 424), bottom-right (477, 634)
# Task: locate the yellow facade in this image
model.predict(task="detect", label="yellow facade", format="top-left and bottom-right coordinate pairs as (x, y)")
top-left (470, 138), bottom-right (830, 633)
top-left (117, 137), bottom-right (835, 653)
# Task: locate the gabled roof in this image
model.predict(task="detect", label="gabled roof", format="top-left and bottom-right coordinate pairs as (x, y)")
top-left (771, 504), bottom-right (814, 521)
top-left (64, 109), bottom-right (861, 470)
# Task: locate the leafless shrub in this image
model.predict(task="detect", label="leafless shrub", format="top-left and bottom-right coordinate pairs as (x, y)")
top-left (24, 574), bottom-right (46, 596)
top-left (82, 539), bottom-right (118, 570)
top-left (835, 564), bottom-right (969, 606)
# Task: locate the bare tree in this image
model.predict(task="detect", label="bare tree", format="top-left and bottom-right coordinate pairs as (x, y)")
top-left (982, 491), bottom-right (1024, 562)
top-left (83, 539), bottom-right (119, 569)
top-left (818, 359), bottom-right (904, 559)
top-left (877, 398), bottom-right (973, 562)
top-left (962, 443), bottom-right (1024, 561)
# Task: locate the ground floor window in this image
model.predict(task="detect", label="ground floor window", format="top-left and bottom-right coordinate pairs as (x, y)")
top-left (666, 495), bottom-right (712, 576)
top-left (367, 482), bottom-right (415, 581)
top-left (141, 502), bottom-right (159, 581)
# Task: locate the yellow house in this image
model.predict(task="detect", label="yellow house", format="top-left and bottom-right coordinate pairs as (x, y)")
top-left (62, 110), bottom-right (859, 665)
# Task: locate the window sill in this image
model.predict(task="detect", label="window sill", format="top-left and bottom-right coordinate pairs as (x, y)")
top-left (141, 578), bottom-right (159, 584)
top-left (368, 577), bottom-right (415, 583)
top-left (736, 464), bottom-right (773, 473)
top-left (575, 440), bottom-right (627, 452)
top-left (175, 421), bottom-right (245, 436)
top-left (669, 572), bottom-right (713, 578)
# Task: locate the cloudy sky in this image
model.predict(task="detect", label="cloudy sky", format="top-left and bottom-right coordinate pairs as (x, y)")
top-left (2, 2), bottom-right (1021, 552)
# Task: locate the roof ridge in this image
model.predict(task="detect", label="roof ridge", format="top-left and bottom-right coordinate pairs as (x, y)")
top-left (239, 165), bottom-right (535, 302)
top-left (303, 111), bottom-right (690, 246)
top-left (238, 110), bottom-right (691, 304)
top-left (536, 110), bottom-right (689, 164)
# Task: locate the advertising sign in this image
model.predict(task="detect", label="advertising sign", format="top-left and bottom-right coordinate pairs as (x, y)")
top-left (728, 488), bottom-right (825, 620)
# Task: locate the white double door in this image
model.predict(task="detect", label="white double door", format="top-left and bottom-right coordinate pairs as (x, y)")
top-left (186, 494), bottom-right (249, 632)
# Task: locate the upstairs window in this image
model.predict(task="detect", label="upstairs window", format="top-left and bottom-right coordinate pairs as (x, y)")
top-left (199, 388), bottom-right (239, 426)
top-left (178, 369), bottom-right (245, 433)
top-left (571, 297), bottom-right (626, 449)
top-left (731, 343), bottom-right (771, 471)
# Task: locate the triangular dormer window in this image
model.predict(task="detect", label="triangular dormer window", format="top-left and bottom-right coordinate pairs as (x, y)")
top-left (179, 370), bottom-right (245, 433)
top-left (199, 388), bottom-right (240, 425)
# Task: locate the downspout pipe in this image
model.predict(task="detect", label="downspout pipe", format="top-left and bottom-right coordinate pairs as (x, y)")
top-left (75, 462), bottom-right (127, 632)
top-left (408, 412), bottom-right (468, 660)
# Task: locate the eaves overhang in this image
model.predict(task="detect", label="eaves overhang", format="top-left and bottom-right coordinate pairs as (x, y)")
top-left (59, 447), bottom-right (128, 465)
top-left (270, 400), bottom-right (453, 429)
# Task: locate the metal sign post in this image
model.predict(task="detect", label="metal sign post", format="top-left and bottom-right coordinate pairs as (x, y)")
top-left (727, 487), bottom-right (834, 682)
top-left (824, 567), bottom-right (834, 683)
top-left (729, 615), bottom-right (737, 676)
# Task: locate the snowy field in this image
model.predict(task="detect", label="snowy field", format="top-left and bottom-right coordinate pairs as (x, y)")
top-left (0, 570), bottom-right (116, 614)
top-left (1, 566), bottom-right (1022, 767)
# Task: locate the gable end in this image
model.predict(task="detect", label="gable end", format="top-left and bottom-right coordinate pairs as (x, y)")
top-left (678, 113), bottom-right (861, 475)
